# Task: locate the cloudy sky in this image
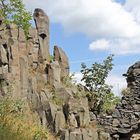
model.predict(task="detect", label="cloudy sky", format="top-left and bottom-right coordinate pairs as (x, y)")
top-left (23, 0), bottom-right (140, 95)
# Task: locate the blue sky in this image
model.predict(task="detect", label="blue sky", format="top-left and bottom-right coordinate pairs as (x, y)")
top-left (23, 0), bottom-right (140, 95)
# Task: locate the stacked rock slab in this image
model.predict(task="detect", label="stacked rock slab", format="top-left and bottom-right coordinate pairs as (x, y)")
top-left (100, 61), bottom-right (140, 140)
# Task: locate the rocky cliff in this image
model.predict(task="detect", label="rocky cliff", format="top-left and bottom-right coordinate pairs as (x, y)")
top-left (0, 9), bottom-right (110, 140)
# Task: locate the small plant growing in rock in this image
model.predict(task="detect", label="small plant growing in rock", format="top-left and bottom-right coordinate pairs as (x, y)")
top-left (102, 92), bottom-right (120, 113)
top-left (49, 55), bottom-right (54, 63)
top-left (61, 73), bottom-right (75, 88)
top-left (121, 87), bottom-right (131, 96)
top-left (80, 54), bottom-right (119, 114)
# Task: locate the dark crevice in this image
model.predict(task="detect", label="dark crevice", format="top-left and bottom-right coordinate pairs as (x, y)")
top-left (75, 115), bottom-right (80, 128)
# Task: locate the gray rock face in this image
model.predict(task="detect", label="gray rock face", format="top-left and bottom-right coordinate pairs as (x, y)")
top-left (54, 46), bottom-right (69, 79)
top-left (63, 98), bottom-right (90, 128)
top-left (33, 8), bottom-right (50, 62)
top-left (47, 61), bottom-right (61, 88)
top-left (100, 61), bottom-right (140, 139)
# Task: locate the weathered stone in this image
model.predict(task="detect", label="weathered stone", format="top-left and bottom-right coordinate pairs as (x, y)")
top-left (100, 61), bottom-right (140, 139)
top-left (0, 45), bottom-right (8, 64)
top-left (68, 113), bottom-right (78, 128)
top-left (122, 123), bottom-right (131, 128)
top-left (90, 112), bottom-right (97, 121)
top-left (54, 111), bottom-right (66, 133)
top-left (112, 109), bottom-right (121, 118)
top-left (47, 61), bottom-right (61, 88)
top-left (20, 57), bottom-right (28, 97)
top-left (69, 129), bottom-right (83, 140)
top-left (47, 102), bottom-right (58, 124)
top-left (54, 46), bottom-right (69, 79)
top-left (117, 128), bottom-right (131, 134)
top-left (112, 119), bottom-right (120, 127)
top-left (33, 8), bottom-right (50, 61)
top-left (65, 98), bottom-right (90, 127)
top-left (18, 28), bottom-right (26, 42)
top-left (112, 134), bottom-right (119, 140)
top-left (98, 131), bottom-right (111, 140)
top-left (8, 24), bottom-right (18, 40)
top-left (54, 87), bottom-right (72, 103)
top-left (59, 129), bottom-right (69, 140)
top-left (131, 134), bottom-right (140, 140)
top-left (82, 128), bottom-right (98, 140)
top-left (133, 105), bottom-right (140, 111)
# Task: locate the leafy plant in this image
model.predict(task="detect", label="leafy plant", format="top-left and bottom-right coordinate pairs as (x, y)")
top-left (49, 55), bottom-right (54, 63)
top-left (80, 54), bottom-right (115, 114)
top-left (61, 73), bottom-right (75, 88)
top-left (102, 92), bottom-right (120, 113)
top-left (0, 0), bottom-right (31, 36)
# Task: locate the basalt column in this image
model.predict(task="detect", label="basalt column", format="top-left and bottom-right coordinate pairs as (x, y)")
top-left (33, 8), bottom-right (50, 62)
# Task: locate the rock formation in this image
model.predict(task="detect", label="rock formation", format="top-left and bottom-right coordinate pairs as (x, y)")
top-left (0, 9), bottom-right (110, 140)
top-left (54, 46), bottom-right (69, 79)
top-left (1, 8), bottom-right (140, 140)
top-left (100, 61), bottom-right (140, 140)
top-left (33, 8), bottom-right (50, 62)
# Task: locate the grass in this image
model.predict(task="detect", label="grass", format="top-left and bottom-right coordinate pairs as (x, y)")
top-left (0, 95), bottom-right (49, 140)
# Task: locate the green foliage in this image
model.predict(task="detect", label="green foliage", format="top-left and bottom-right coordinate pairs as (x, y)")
top-left (49, 55), bottom-right (54, 63)
top-left (0, 0), bottom-right (31, 36)
top-left (81, 54), bottom-right (115, 113)
top-left (61, 73), bottom-right (75, 88)
top-left (102, 92), bottom-right (120, 113)
top-left (121, 87), bottom-right (131, 96)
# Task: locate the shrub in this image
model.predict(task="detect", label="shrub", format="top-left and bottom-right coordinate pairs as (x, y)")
top-left (80, 55), bottom-right (116, 114)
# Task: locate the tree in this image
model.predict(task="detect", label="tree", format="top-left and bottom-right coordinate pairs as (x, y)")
top-left (0, 0), bottom-right (31, 36)
top-left (81, 54), bottom-right (115, 114)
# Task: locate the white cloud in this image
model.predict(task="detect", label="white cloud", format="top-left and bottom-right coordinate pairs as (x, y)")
top-left (89, 37), bottom-right (140, 55)
top-left (89, 39), bottom-right (110, 51)
top-left (124, 0), bottom-right (140, 23)
top-left (112, 37), bottom-right (140, 55)
top-left (73, 72), bottom-right (127, 96)
top-left (72, 73), bottom-right (83, 84)
top-left (23, 0), bottom-right (140, 38)
top-left (23, 0), bottom-right (140, 55)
